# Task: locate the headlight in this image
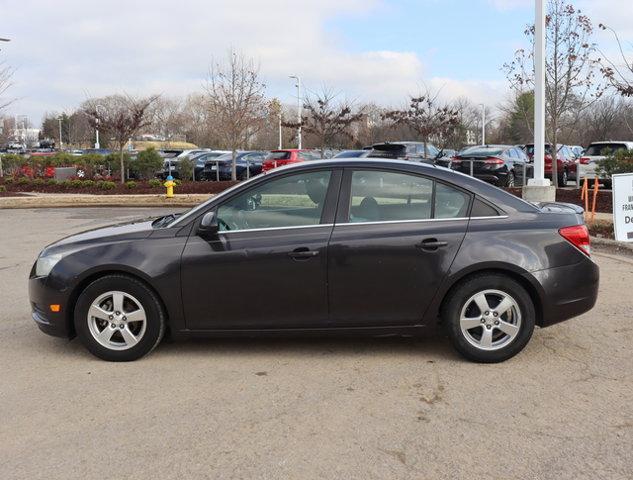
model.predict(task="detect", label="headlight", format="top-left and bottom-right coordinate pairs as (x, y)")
top-left (35, 253), bottom-right (63, 277)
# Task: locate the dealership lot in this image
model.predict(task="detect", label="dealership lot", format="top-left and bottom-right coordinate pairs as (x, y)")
top-left (1, 207), bottom-right (632, 480)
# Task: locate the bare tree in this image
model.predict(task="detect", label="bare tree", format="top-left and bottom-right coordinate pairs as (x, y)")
top-left (84, 94), bottom-right (159, 183)
top-left (0, 60), bottom-right (13, 113)
top-left (598, 24), bottom-right (633, 97)
top-left (383, 89), bottom-right (460, 155)
top-left (503, 0), bottom-right (604, 186)
top-left (284, 86), bottom-right (364, 157)
top-left (205, 50), bottom-right (267, 180)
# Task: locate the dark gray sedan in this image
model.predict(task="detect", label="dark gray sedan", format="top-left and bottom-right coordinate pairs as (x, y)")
top-left (29, 159), bottom-right (598, 362)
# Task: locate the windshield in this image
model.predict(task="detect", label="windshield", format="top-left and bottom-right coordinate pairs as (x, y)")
top-left (334, 150), bottom-right (366, 158)
top-left (585, 143), bottom-right (628, 156)
top-left (524, 145), bottom-right (553, 155)
top-left (267, 151), bottom-right (291, 160)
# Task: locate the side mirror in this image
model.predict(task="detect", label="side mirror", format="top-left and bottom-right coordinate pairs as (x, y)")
top-left (198, 211), bottom-right (219, 236)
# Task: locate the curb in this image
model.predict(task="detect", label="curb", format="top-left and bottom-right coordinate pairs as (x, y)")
top-left (0, 194), bottom-right (213, 209)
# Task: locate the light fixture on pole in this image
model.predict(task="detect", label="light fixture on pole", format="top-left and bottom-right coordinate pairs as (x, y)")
top-left (479, 103), bottom-right (486, 145)
top-left (289, 75), bottom-right (302, 149)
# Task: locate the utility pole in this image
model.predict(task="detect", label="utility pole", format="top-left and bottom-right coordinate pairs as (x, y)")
top-left (523, 0), bottom-right (555, 201)
top-left (289, 75), bottom-right (302, 149)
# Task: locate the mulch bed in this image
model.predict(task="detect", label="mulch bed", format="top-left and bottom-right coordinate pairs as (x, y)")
top-left (0, 180), bottom-right (238, 196)
top-left (0, 192), bottom-right (29, 198)
top-left (507, 187), bottom-right (612, 214)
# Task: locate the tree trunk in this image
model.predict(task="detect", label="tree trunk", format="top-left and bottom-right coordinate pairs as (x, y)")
top-left (119, 148), bottom-right (125, 184)
top-left (551, 125), bottom-right (558, 189)
top-left (231, 149), bottom-right (237, 181)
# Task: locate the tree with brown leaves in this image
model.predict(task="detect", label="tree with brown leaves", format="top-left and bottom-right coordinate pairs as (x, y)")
top-left (503, 0), bottom-right (604, 187)
top-left (598, 24), bottom-right (633, 98)
top-left (284, 86), bottom-right (364, 157)
top-left (383, 90), bottom-right (460, 157)
top-left (84, 94), bottom-right (159, 183)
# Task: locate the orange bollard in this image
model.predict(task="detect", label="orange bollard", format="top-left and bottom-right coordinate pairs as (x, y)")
top-left (581, 178), bottom-right (589, 221)
top-left (590, 176), bottom-right (599, 223)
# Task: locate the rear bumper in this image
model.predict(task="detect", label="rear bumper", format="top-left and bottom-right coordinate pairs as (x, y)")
top-left (533, 258), bottom-right (599, 327)
top-left (28, 276), bottom-right (72, 338)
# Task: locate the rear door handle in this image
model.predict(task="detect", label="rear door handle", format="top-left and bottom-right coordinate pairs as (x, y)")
top-left (289, 247), bottom-right (320, 259)
top-left (416, 238), bottom-right (448, 251)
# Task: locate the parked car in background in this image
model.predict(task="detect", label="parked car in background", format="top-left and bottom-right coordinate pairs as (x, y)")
top-left (364, 141), bottom-right (447, 165)
top-left (203, 151), bottom-right (268, 180)
top-left (570, 145), bottom-right (584, 158)
top-left (161, 149), bottom-right (211, 179)
top-left (29, 158), bottom-right (598, 363)
top-left (524, 143), bottom-right (577, 185)
top-left (333, 150), bottom-right (372, 159)
top-left (450, 145), bottom-right (529, 187)
top-left (262, 149), bottom-right (321, 172)
top-left (578, 141), bottom-right (633, 188)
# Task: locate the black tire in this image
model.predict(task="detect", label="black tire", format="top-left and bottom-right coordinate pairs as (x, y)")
top-left (442, 273), bottom-right (535, 363)
top-left (505, 171), bottom-right (515, 187)
top-left (74, 274), bottom-right (166, 361)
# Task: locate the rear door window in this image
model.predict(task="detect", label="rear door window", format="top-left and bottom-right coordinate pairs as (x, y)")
top-left (345, 170), bottom-right (470, 223)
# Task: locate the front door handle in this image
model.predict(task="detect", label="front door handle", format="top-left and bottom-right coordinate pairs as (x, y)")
top-left (416, 238), bottom-right (448, 251)
top-left (289, 247), bottom-right (320, 259)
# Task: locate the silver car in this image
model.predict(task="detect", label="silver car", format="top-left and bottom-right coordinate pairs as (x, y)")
top-left (579, 141), bottom-right (633, 188)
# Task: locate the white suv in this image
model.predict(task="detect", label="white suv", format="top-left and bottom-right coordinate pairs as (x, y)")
top-left (579, 141), bottom-right (633, 188)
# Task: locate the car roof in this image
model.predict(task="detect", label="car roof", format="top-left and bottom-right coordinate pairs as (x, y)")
top-left (589, 140), bottom-right (633, 145)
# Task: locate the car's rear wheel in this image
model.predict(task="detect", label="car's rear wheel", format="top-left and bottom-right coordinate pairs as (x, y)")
top-left (443, 274), bottom-right (535, 363)
top-left (74, 275), bottom-right (165, 361)
top-left (505, 171), bottom-right (515, 187)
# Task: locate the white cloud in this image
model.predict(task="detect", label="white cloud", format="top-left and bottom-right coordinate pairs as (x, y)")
top-left (0, 0), bottom-right (513, 123)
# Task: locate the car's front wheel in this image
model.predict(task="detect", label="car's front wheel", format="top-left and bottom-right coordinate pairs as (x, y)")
top-left (443, 274), bottom-right (535, 363)
top-left (74, 274), bottom-right (165, 361)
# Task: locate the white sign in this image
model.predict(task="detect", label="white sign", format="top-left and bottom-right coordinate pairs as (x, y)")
top-left (612, 173), bottom-right (633, 242)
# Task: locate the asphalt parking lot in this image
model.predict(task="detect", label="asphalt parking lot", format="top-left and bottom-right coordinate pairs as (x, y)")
top-left (1, 207), bottom-right (632, 480)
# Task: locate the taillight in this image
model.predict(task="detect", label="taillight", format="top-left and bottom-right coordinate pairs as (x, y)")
top-left (451, 156), bottom-right (462, 164)
top-left (559, 225), bottom-right (591, 256)
top-left (579, 157), bottom-right (590, 165)
top-left (484, 157), bottom-right (504, 164)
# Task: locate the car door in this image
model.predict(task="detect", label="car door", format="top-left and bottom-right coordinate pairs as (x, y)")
top-left (327, 168), bottom-right (470, 327)
top-left (181, 168), bottom-right (341, 330)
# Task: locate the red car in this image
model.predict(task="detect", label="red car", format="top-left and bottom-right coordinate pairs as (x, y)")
top-left (524, 144), bottom-right (577, 185)
top-left (262, 149), bottom-right (320, 172)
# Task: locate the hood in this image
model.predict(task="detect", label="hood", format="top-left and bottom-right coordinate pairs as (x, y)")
top-left (42, 219), bottom-right (155, 255)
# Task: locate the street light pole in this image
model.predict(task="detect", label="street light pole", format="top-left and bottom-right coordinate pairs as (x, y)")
top-left (289, 75), bottom-right (302, 149)
top-left (530, 0), bottom-right (548, 187)
top-left (479, 103), bottom-right (486, 145)
top-left (94, 104), bottom-right (104, 149)
top-left (278, 113), bottom-right (282, 150)
top-left (58, 116), bottom-right (63, 151)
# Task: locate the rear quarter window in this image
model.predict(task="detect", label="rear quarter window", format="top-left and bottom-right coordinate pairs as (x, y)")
top-left (471, 198), bottom-right (500, 217)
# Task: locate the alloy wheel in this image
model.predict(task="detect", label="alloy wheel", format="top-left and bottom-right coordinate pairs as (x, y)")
top-left (87, 291), bottom-right (147, 351)
top-left (459, 289), bottom-right (522, 351)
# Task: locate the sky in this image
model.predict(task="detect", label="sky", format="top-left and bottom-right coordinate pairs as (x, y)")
top-left (0, 0), bottom-right (631, 125)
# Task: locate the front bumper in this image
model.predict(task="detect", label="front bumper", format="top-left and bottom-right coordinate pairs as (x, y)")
top-left (533, 257), bottom-right (599, 327)
top-left (29, 276), bottom-right (72, 338)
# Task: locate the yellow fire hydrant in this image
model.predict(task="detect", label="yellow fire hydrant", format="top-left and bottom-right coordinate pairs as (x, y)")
top-left (164, 175), bottom-right (175, 198)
